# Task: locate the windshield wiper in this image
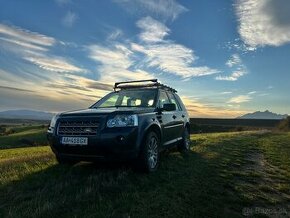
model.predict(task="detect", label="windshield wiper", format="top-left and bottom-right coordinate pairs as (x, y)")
top-left (96, 105), bottom-right (140, 108)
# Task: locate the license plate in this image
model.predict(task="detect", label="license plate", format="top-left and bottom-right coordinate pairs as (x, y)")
top-left (61, 137), bottom-right (88, 145)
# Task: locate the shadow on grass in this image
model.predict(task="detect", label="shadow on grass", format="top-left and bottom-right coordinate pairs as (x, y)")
top-left (0, 146), bottom-right (251, 218)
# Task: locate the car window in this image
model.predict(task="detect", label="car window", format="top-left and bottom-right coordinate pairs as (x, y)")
top-left (167, 92), bottom-right (182, 111)
top-left (174, 93), bottom-right (185, 111)
top-left (158, 91), bottom-right (170, 108)
top-left (93, 89), bottom-right (157, 108)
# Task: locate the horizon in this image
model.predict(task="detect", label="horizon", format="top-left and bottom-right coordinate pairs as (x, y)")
top-left (1, 0), bottom-right (290, 118)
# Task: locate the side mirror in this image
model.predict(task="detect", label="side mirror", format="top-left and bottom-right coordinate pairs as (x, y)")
top-left (162, 103), bottom-right (176, 111)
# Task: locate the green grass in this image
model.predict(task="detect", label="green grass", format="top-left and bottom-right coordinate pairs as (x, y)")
top-left (0, 125), bottom-right (48, 149)
top-left (0, 131), bottom-right (289, 217)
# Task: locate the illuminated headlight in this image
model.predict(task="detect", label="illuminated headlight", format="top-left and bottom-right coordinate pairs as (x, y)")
top-left (107, 114), bottom-right (138, 128)
top-left (47, 114), bottom-right (58, 133)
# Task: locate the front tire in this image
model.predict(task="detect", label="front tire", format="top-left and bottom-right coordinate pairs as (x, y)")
top-left (178, 128), bottom-right (191, 152)
top-left (138, 131), bottom-right (160, 172)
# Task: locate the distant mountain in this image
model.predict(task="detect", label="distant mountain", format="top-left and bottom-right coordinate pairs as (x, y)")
top-left (0, 109), bottom-right (54, 120)
top-left (237, 110), bottom-right (288, 120)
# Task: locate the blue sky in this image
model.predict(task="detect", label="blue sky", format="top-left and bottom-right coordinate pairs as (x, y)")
top-left (0, 0), bottom-right (289, 117)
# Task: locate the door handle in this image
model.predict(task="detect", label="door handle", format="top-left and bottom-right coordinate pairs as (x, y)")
top-left (172, 115), bottom-right (177, 119)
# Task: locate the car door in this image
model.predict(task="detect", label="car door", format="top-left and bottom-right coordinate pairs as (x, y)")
top-left (167, 92), bottom-right (184, 141)
top-left (156, 90), bottom-right (175, 146)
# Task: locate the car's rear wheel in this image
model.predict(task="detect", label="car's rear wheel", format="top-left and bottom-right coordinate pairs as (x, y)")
top-left (56, 155), bottom-right (78, 165)
top-left (178, 128), bottom-right (191, 152)
top-left (138, 131), bottom-right (160, 172)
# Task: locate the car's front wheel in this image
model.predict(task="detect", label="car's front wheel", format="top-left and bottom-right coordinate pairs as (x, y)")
top-left (138, 131), bottom-right (160, 172)
top-left (178, 128), bottom-right (191, 152)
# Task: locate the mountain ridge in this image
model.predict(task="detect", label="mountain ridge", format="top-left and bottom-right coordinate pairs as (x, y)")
top-left (237, 110), bottom-right (288, 120)
top-left (0, 109), bottom-right (54, 120)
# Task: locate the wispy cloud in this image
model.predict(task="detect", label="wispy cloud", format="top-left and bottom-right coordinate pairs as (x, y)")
top-left (0, 85), bottom-right (34, 93)
top-left (88, 43), bottom-right (153, 82)
top-left (226, 54), bottom-right (241, 67)
top-left (136, 16), bottom-right (169, 43)
top-left (0, 23), bottom-right (55, 47)
top-left (132, 17), bottom-right (218, 79)
top-left (115, 0), bottom-right (187, 21)
top-left (24, 55), bottom-right (86, 73)
top-left (107, 29), bottom-right (123, 41)
top-left (228, 95), bottom-right (252, 104)
top-left (216, 54), bottom-right (247, 81)
top-left (216, 70), bottom-right (246, 81)
top-left (235, 0), bottom-right (290, 49)
top-left (62, 11), bottom-right (77, 27)
top-left (0, 23), bottom-right (86, 73)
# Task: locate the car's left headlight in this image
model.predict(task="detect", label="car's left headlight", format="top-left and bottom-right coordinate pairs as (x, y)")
top-left (107, 114), bottom-right (138, 128)
top-left (47, 114), bottom-right (59, 133)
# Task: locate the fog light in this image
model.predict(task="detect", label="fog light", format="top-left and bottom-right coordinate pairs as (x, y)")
top-left (117, 136), bottom-right (125, 142)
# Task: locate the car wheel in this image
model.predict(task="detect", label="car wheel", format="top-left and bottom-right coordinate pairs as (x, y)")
top-left (178, 128), bottom-right (191, 152)
top-left (56, 155), bottom-right (77, 165)
top-left (138, 131), bottom-right (160, 172)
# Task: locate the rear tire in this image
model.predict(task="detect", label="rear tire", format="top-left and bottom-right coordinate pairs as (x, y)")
top-left (56, 155), bottom-right (78, 165)
top-left (178, 128), bottom-right (191, 152)
top-left (138, 131), bottom-right (160, 173)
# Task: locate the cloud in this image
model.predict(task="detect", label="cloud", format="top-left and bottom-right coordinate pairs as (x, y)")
top-left (132, 17), bottom-right (218, 79)
top-left (215, 70), bottom-right (246, 81)
top-left (235, 0), bottom-right (290, 48)
top-left (88, 43), bottom-right (153, 82)
top-left (0, 23), bottom-right (86, 73)
top-left (0, 85), bottom-right (34, 93)
top-left (0, 23), bottom-right (55, 47)
top-left (136, 16), bottom-right (170, 43)
top-left (115, 0), bottom-right (187, 21)
top-left (24, 55), bottom-right (86, 73)
top-left (107, 29), bottom-right (123, 41)
top-left (226, 54), bottom-right (241, 67)
top-left (62, 11), bottom-right (77, 27)
top-left (216, 53), bottom-right (247, 81)
top-left (228, 95), bottom-right (252, 104)
top-left (220, 91), bottom-right (232, 95)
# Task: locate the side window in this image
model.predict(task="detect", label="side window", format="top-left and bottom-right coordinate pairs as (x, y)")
top-left (158, 91), bottom-right (170, 108)
top-left (167, 92), bottom-right (182, 111)
top-left (174, 94), bottom-right (185, 111)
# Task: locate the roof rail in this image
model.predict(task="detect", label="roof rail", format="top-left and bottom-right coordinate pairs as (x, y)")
top-left (114, 79), bottom-right (177, 93)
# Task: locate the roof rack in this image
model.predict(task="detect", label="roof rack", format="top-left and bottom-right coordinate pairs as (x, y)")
top-left (114, 79), bottom-right (177, 93)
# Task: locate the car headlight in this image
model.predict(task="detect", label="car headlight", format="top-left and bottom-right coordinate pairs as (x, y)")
top-left (47, 114), bottom-right (59, 133)
top-left (107, 114), bottom-right (138, 128)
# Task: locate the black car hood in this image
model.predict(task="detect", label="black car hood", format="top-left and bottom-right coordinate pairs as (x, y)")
top-left (59, 107), bottom-right (155, 117)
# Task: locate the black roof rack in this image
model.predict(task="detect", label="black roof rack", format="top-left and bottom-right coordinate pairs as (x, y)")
top-left (114, 79), bottom-right (177, 93)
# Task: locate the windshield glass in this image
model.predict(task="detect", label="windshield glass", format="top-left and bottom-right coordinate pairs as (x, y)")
top-left (92, 89), bottom-right (157, 108)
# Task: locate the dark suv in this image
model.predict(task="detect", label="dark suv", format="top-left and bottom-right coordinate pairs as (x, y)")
top-left (47, 79), bottom-right (190, 172)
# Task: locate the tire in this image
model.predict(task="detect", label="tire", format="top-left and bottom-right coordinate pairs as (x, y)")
top-left (138, 131), bottom-right (160, 173)
top-left (56, 155), bottom-right (78, 165)
top-left (178, 128), bottom-right (191, 152)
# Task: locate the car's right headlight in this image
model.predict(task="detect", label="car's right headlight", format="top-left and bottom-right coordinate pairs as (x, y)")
top-left (107, 114), bottom-right (138, 128)
top-left (47, 114), bottom-right (58, 133)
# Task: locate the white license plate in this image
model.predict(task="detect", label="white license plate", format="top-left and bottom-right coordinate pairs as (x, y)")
top-left (61, 137), bottom-right (88, 145)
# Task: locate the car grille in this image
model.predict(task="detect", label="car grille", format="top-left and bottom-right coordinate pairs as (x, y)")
top-left (57, 120), bottom-right (99, 136)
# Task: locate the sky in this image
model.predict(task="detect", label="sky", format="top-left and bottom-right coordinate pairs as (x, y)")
top-left (0, 0), bottom-right (289, 118)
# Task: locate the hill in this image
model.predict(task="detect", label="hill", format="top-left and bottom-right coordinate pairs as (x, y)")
top-left (0, 109), bottom-right (54, 120)
top-left (237, 110), bottom-right (288, 120)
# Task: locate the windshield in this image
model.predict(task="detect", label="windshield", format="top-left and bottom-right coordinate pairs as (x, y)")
top-left (92, 89), bottom-right (157, 108)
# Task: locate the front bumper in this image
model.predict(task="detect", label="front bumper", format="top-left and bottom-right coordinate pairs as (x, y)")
top-left (47, 127), bottom-right (140, 161)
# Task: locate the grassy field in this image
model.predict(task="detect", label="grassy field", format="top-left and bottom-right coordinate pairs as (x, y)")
top-left (0, 130), bottom-right (289, 217)
top-left (0, 125), bottom-right (48, 149)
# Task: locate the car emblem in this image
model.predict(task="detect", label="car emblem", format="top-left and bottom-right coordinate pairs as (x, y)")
top-left (84, 128), bottom-right (92, 133)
